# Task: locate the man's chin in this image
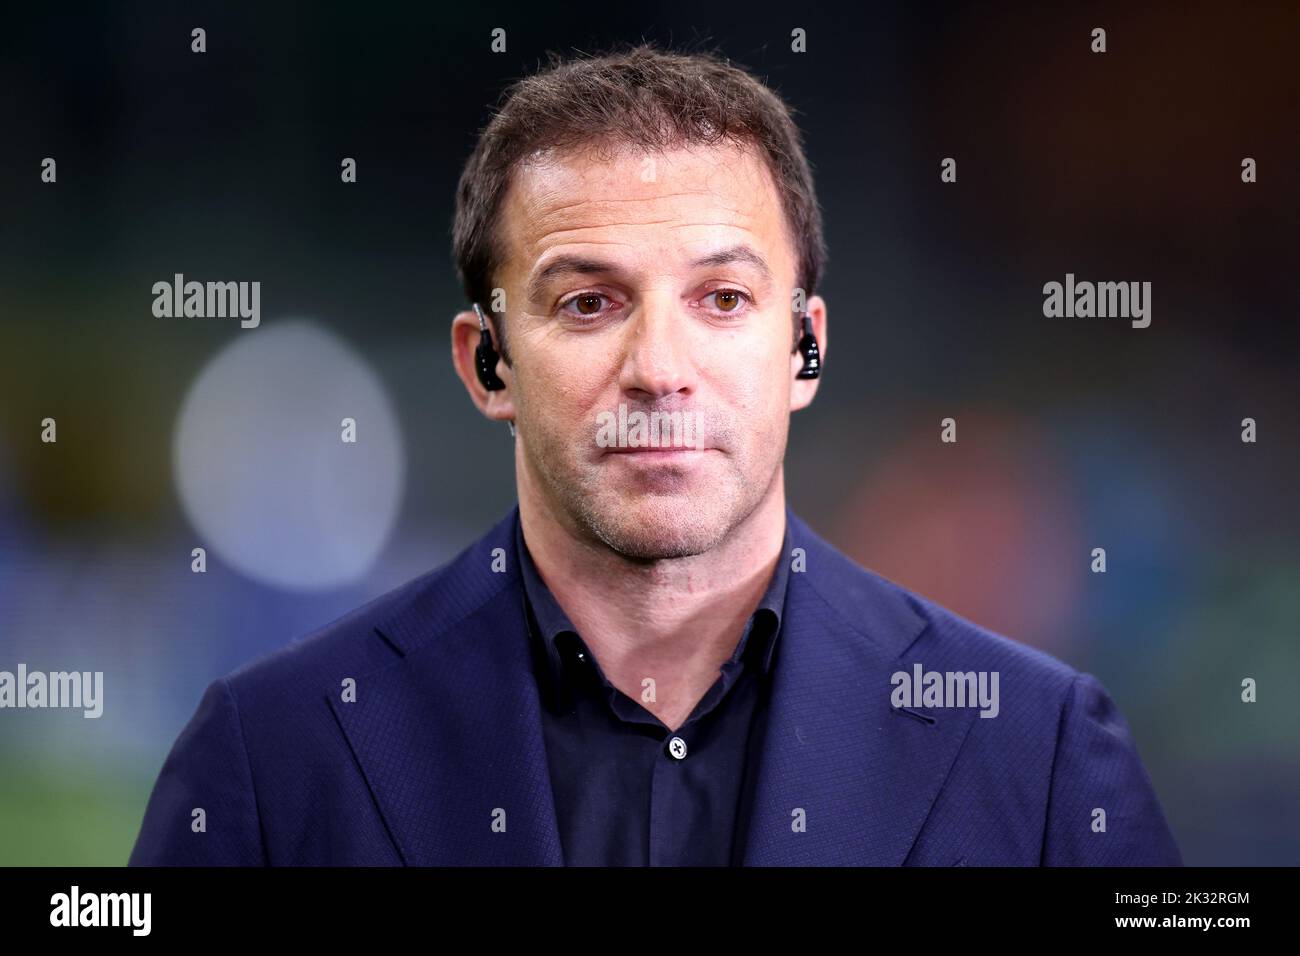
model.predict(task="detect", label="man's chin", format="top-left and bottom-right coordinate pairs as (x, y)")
top-left (581, 494), bottom-right (731, 561)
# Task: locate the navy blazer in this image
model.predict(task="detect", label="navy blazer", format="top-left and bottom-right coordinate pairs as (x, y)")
top-left (129, 505), bottom-right (1182, 866)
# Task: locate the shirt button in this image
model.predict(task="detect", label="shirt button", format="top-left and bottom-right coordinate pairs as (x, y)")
top-left (667, 736), bottom-right (688, 760)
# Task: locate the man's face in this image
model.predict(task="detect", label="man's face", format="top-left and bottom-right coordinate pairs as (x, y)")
top-left (493, 140), bottom-right (820, 560)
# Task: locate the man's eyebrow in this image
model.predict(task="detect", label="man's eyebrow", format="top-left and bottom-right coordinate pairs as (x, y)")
top-left (688, 244), bottom-right (772, 282)
top-left (526, 255), bottom-right (616, 303)
top-left (525, 244), bottom-right (773, 303)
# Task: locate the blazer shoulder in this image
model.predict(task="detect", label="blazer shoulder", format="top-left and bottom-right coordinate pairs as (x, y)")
top-left (790, 509), bottom-right (1081, 691)
top-left (222, 507), bottom-right (521, 702)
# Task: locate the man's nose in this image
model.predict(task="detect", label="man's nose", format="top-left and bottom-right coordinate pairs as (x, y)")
top-left (618, 297), bottom-right (695, 399)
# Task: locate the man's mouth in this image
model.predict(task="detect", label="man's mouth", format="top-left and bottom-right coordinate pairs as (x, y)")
top-left (591, 402), bottom-right (710, 457)
top-left (603, 445), bottom-right (705, 455)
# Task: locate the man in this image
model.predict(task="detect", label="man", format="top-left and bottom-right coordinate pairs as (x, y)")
top-left (129, 44), bottom-right (1181, 866)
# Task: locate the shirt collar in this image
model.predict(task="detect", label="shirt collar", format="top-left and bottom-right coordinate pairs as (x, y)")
top-left (515, 513), bottom-right (791, 696)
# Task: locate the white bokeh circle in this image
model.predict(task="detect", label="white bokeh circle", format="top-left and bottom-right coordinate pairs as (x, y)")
top-left (173, 320), bottom-right (405, 590)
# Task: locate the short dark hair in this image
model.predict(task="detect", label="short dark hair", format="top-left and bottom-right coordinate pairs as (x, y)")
top-left (451, 42), bottom-right (826, 364)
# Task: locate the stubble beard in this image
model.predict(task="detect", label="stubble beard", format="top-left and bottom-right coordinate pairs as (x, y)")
top-left (528, 426), bottom-right (779, 562)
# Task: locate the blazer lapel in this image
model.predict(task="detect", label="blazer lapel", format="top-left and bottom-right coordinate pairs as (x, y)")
top-left (330, 509), bottom-right (564, 865)
top-left (740, 512), bottom-right (979, 865)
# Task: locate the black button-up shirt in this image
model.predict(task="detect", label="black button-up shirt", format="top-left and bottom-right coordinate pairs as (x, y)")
top-left (516, 517), bottom-right (790, 866)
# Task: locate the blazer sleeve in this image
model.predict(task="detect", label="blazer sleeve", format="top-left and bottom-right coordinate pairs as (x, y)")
top-left (1041, 672), bottom-right (1183, 866)
top-left (128, 677), bottom-right (267, 865)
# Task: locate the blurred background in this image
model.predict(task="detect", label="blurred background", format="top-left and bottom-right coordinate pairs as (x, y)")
top-left (1, 1), bottom-right (1296, 864)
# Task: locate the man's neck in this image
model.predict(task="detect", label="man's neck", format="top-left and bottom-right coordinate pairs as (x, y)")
top-left (517, 478), bottom-right (787, 732)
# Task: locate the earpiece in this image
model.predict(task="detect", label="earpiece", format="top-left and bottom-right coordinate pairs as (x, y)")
top-left (794, 311), bottom-right (821, 379)
top-left (472, 302), bottom-right (507, 391)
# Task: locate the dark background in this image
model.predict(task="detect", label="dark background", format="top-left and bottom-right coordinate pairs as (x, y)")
top-left (0, 1), bottom-right (1296, 864)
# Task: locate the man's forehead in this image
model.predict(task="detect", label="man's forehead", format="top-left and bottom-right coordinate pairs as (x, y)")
top-left (499, 142), bottom-right (789, 278)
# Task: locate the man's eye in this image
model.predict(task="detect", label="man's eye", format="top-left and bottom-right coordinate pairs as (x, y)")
top-left (560, 293), bottom-right (609, 318)
top-left (705, 289), bottom-right (751, 313)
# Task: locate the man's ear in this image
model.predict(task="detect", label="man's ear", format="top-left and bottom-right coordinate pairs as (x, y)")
top-left (790, 295), bottom-right (827, 412)
top-left (451, 310), bottom-right (516, 424)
